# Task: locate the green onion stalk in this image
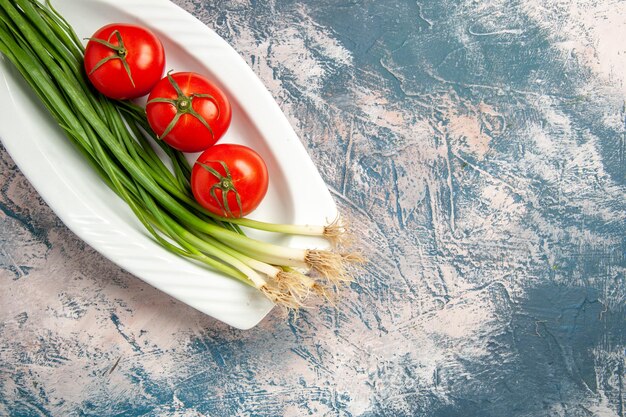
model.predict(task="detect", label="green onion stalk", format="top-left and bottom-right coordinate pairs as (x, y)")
top-left (0, 0), bottom-right (361, 308)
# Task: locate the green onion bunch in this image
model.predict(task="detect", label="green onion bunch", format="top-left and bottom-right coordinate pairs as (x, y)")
top-left (0, 0), bottom-right (361, 309)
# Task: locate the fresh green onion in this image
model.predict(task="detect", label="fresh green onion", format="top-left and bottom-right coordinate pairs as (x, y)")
top-left (0, 0), bottom-right (361, 309)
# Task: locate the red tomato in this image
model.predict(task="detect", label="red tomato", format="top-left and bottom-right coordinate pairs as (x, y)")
top-left (84, 23), bottom-right (165, 100)
top-left (191, 144), bottom-right (269, 218)
top-left (146, 72), bottom-right (232, 153)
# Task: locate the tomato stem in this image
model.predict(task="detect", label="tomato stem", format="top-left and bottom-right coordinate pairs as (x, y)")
top-left (146, 71), bottom-right (220, 141)
top-left (196, 160), bottom-right (243, 218)
top-left (86, 30), bottom-right (135, 88)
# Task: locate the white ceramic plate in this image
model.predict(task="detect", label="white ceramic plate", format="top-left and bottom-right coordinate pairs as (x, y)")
top-left (0, 0), bottom-right (336, 329)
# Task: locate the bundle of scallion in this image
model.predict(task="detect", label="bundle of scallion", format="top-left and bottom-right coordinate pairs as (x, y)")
top-left (0, 0), bottom-right (361, 308)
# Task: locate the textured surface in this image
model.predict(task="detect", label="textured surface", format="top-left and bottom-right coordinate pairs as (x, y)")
top-left (1, 0), bottom-right (625, 416)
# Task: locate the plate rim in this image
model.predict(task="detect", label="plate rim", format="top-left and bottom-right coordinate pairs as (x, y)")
top-left (0, 0), bottom-right (336, 329)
